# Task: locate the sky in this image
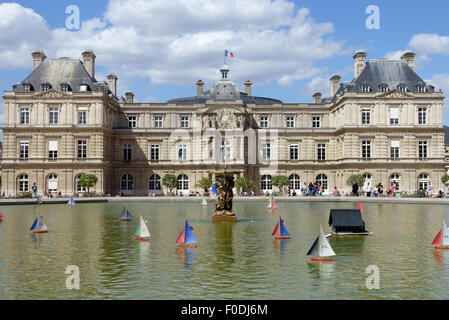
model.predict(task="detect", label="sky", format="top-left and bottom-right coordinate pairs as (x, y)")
top-left (1, 0), bottom-right (449, 139)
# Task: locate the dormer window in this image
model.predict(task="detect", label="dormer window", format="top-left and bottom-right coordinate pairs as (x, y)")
top-left (360, 85), bottom-right (370, 92)
top-left (42, 84), bottom-right (51, 91)
top-left (398, 86), bottom-right (408, 92)
top-left (60, 84), bottom-right (70, 92)
top-left (417, 86), bottom-right (426, 93)
top-left (23, 84), bottom-right (32, 92)
top-left (379, 85), bottom-right (388, 93)
top-left (79, 84), bottom-right (89, 92)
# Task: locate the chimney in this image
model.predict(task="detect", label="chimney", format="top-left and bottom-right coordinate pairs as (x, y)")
top-left (353, 50), bottom-right (367, 79)
top-left (244, 80), bottom-right (253, 96)
top-left (107, 74), bottom-right (118, 96)
top-left (330, 74), bottom-right (341, 97)
top-left (32, 51), bottom-right (46, 70)
top-left (125, 92), bottom-right (134, 103)
top-left (196, 80), bottom-right (204, 96)
top-left (313, 92), bottom-right (322, 104)
top-left (401, 51), bottom-right (416, 71)
top-left (82, 50), bottom-right (96, 79)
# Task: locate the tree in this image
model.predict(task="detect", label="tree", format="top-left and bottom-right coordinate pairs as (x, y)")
top-left (78, 174), bottom-right (98, 194)
top-left (271, 175), bottom-right (290, 192)
top-left (235, 176), bottom-right (255, 193)
top-left (346, 174), bottom-right (365, 187)
top-left (162, 174), bottom-right (178, 194)
top-left (195, 177), bottom-right (213, 193)
top-left (442, 174), bottom-right (449, 185)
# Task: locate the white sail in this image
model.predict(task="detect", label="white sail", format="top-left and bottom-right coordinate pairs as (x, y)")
top-left (443, 221), bottom-right (449, 246)
top-left (319, 225), bottom-right (336, 257)
top-left (40, 222), bottom-right (49, 232)
top-left (306, 236), bottom-right (320, 256)
top-left (139, 216), bottom-right (150, 238)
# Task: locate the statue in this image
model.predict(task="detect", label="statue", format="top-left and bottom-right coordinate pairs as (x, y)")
top-left (212, 171), bottom-right (238, 222)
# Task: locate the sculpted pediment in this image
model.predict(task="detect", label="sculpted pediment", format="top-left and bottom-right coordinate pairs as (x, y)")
top-left (198, 106), bottom-right (246, 129)
top-left (34, 89), bottom-right (72, 99)
top-left (376, 89), bottom-right (414, 99)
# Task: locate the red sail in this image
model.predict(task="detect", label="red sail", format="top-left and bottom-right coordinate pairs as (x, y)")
top-left (432, 229), bottom-right (442, 245)
top-left (271, 200), bottom-right (277, 210)
top-left (175, 230), bottom-right (185, 244)
top-left (271, 222), bottom-right (280, 236)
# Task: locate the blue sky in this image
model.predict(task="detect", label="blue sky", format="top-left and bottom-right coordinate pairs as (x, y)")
top-left (1, 0), bottom-right (449, 138)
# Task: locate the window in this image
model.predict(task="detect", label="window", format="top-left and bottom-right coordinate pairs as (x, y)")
top-left (177, 174), bottom-right (189, 190)
top-left (390, 107), bottom-right (399, 125)
top-left (49, 107), bottom-right (59, 125)
top-left (121, 175), bottom-right (134, 190)
top-left (42, 84), bottom-right (51, 91)
top-left (262, 143), bottom-right (271, 160)
top-left (123, 144), bottom-right (132, 161)
top-left (149, 174), bottom-right (161, 191)
top-left (128, 116), bottom-right (137, 128)
top-left (379, 86), bottom-right (388, 93)
top-left (289, 174), bottom-right (301, 190)
top-left (290, 144), bottom-right (299, 160)
top-left (61, 84), bottom-right (69, 92)
top-left (261, 175), bottom-right (272, 191)
top-left (398, 86), bottom-right (408, 92)
top-left (20, 141), bottom-right (29, 159)
top-left (154, 116), bottom-right (163, 128)
top-left (178, 144), bottom-right (187, 161)
top-left (317, 144), bottom-right (326, 161)
top-left (312, 117), bottom-right (321, 128)
top-left (23, 84), bottom-right (31, 92)
top-left (361, 86), bottom-right (370, 92)
top-left (418, 173), bottom-right (430, 191)
top-left (391, 140), bottom-right (400, 159)
top-left (47, 174), bottom-right (58, 193)
top-left (390, 174), bottom-right (400, 191)
top-left (286, 116), bottom-right (295, 128)
top-left (18, 174), bottom-right (29, 192)
top-left (20, 107), bottom-right (30, 125)
top-left (418, 108), bottom-right (427, 125)
top-left (48, 140), bottom-right (58, 159)
top-left (150, 144), bottom-right (160, 161)
top-left (77, 140), bottom-right (87, 159)
top-left (316, 174), bottom-right (328, 191)
top-left (221, 140), bottom-right (231, 161)
top-left (260, 116), bottom-right (268, 128)
top-left (364, 173), bottom-right (372, 185)
top-left (417, 86), bottom-right (426, 93)
top-left (361, 108), bottom-right (371, 125)
top-left (79, 84), bottom-right (89, 92)
top-left (78, 109), bottom-right (87, 125)
top-left (362, 140), bottom-right (371, 159)
top-left (418, 141), bottom-right (428, 159)
top-left (180, 116), bottom-right (189, 128)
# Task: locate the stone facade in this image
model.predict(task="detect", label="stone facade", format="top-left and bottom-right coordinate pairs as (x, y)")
top-left (1, 50), bottom-right (446, 197)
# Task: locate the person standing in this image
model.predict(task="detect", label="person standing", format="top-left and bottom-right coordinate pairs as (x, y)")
top-left (427, 182), bottom-right (433, 197)
top-left (352, 181), bottom-right (359, 197)
top-left (365, 182), bottom-right (372, 197)
top-left (31, 183), bottom-right (37, 198)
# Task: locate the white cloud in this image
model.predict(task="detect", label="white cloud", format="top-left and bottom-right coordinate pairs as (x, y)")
top-left (300, 76), bottom-right (331, 97)
top-left (409, 33), bottom-right (449, 55)
top-left (0, 1), bottom-right (348, 94)
top-left (383, 50), bottom-right (431, 70)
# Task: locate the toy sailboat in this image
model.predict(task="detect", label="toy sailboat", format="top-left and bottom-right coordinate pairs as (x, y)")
top-left (355, 201), bottom-right (363, 214)
top-left (271, 216), bottom-right (291, 240)
top-left (201, 198), bottom-right (208, 206)
top-left (267, 196), bottom-right (277, 210)
top-left (134, 216), bottom-right (150, 241)
top-left (432, 220), bottom-right (449, 249)
top-left (307, 224), bottom-right (336, 262)
top-left (68, 196), bottom-right (76, 207)
top-left (175, 220), bottom-right (198, 248)
top-left (30, 216), bottom-right (49, 234)
top-left (120, 206), bottom-right (133, 221)
top-left (0, 213), bottom-right (4, 221)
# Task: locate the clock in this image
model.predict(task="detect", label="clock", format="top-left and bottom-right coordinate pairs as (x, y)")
top-left (221, 114), bottom-right (230, 122)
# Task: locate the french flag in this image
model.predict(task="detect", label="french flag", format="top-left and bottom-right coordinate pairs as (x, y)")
top-left (225, 50), bottom-right (234, 58)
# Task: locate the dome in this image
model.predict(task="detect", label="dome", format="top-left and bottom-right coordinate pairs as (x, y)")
top-left (210, 80), bottom-right (240, 101)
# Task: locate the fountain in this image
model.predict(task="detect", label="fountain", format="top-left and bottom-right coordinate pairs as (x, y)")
top-left (211, 171), bottom-right (238, 223)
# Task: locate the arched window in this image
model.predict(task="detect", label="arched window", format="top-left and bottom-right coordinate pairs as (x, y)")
top-left (76, 174), bottom-right (86, 192)
top-left (18, 174), bottom-right (29, 192)
top-left (177, 174), bottom-right (189, 190)
top-left (149, 174), bottom-right (161, 191)
top-left (363, 173), bottom-right (373, 190)
top-left (316, 174), bottom-right (328, 191)
top-left (121, 174), bottom-right (134, 190)
top-left (418, 173), bottom-right (430, 191)
top-left (390, 174), bottom-right (401, 191)
top-left (289, 174), bottom-right (301, 190)
top-left (47, 174), bottom-right (58, 193)
top-left (261, 175), bottom-right (272, 191)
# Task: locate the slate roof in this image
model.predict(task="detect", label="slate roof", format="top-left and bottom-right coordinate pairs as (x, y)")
top-left (167, 90), bottom-right (282, 104)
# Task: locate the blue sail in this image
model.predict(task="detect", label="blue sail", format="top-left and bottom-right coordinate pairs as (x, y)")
top-left (184, 220), bottom-right (198, 244)
top-left (279, 217), bottom-right (290, 236)
top-left (30, 218), bottom-right (38, 231)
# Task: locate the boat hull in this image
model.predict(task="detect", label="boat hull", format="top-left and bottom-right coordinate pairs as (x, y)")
top-left (178, 244), bottom-right (197, 248)
top-left (135, 238), bottom-right (149, 242)
top-left (311, 258), bottom-right (335, 262)
top-left (330, 231), bottom-right (372, 236)
top-left (33, 231), bottom-right (48, 234)
top-left (275, 236), bottom-right (291, 240)
top-left (434, 246), bottom-right (449, 250)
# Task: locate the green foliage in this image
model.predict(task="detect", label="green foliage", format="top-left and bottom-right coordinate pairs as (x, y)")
top-left (78, 174), bottom-right (98, 193)
top-left (346, 174), bottom-right (365, 187)
top-left (195, 177), bottom-right (213, 192)
top-left (442, 174), bottom-right (449, 185)
top-left (162, 174), bottom-right (178, 194)
top-left (235, 176), bottom-right (255, 192)
top-left (271, 175), bottom-right (290, 191)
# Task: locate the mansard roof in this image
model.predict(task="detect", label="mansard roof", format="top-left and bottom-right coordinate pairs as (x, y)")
top-left (166, 90), bottom-right (282, 104)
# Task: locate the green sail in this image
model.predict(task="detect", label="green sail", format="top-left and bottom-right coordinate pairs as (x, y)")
top-left (133, 223), bottom-right (140, 237)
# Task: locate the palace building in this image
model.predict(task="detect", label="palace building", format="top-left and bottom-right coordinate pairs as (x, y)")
top-left (1, 50), bottom-right (446, 196)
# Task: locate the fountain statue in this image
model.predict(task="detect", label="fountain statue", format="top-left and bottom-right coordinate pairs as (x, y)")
top-left (212, 171), bottom-right (238, 223)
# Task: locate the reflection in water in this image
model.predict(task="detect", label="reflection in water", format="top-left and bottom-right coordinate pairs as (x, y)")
top-left (273, 239), bottom-right (289, 259)
top-left (307, 261), bottom-right (336, 280)
top-left (175, 247), bottom-right (196, 271)
top-left (214, 222), bottom-right (235, 267)
top-left (433, 249), bottom-right (443, 264)
top-left (136, 241), bottom-right (150, 265)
